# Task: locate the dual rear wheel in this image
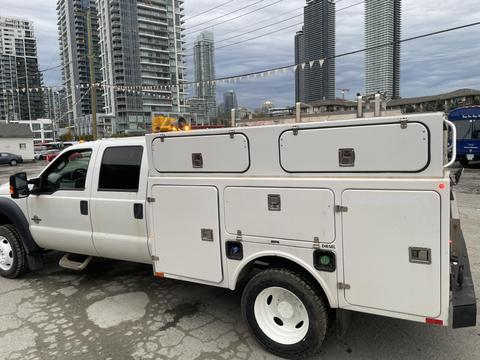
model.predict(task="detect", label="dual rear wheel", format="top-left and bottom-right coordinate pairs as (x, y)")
top-left (241, 268), bottom-right (330, 359)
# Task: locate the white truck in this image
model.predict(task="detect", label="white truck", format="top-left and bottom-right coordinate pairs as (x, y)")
top-left (0, 113), bottom-right (476, 359)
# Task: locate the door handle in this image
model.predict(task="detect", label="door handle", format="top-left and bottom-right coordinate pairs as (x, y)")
top-left (80, 200), bottom-right (88, 216)
top-left (134, 203), bottom-right (143, 220)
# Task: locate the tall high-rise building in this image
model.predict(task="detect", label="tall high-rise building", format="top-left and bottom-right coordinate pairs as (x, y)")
top-left (193, 31), bottom-right (216, 122)
top-left (294, 29), bottom-right (306, 103)
top-left (57, 0), bottom-right (105, 131)
top-left (295, 0), bottom-right (336, 103)
top-left (224, 90), bottom-right (238, 116)
top-left (43, 88), bottom-right (62, 123)
top-left (365, 0), bottom-right (401, 99)
top-left (0, 17), bottom-right (44, 121)
top-left (96, 0), bottom-right (188, 133)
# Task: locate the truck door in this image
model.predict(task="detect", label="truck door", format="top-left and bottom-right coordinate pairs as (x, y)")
top-left (151, 185), bottom-right (223, 283)
top-left (90, 145), bottom-right (150, 264)
top-left (27, 148), bottom-right (96, 255)
top-left (341, 190), bottom-right (442, 318)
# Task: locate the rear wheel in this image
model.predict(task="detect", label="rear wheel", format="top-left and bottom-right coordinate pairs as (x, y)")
top-left (10, 159), bottom-right (17, 166)
top-left (0, 225), bottom-right (28, 278)
top-left (241, 268), bottom-right (329, 359)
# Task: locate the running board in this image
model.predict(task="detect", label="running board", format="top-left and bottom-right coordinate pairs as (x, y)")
top-left (59, 253), bottom-right (93, 271)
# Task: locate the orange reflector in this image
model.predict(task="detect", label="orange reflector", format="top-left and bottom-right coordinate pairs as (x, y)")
top-left (425, 318), bottom-right (443, 326)
top-left (154, 272), bottom-right (165, 278)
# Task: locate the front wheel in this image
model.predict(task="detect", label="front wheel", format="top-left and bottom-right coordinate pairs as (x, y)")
top-left (10, 159), bottom-right (17, 166)
top-left (241, 268), bottom-right (330, 359)
top-left (0, 225), bottom-right (28, 278)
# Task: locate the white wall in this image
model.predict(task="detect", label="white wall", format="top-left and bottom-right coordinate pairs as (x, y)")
top-left (0, 138), bottom-right (35, 160)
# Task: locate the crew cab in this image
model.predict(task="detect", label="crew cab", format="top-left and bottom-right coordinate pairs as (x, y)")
top-left (0, 113), bottom-right (476, 359)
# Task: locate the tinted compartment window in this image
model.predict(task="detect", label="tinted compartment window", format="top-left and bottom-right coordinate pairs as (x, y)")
top-left (99, 146), bottom-right (143, 191)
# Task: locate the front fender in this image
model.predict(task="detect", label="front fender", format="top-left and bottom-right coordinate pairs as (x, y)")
top-left (0, 197), bottom-right (42, 256)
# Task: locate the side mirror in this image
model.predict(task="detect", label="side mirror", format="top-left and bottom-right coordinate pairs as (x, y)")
top-left (9, 172), bottom-right (30, 199)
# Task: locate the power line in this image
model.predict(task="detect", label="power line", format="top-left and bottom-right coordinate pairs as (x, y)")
top-left (186, 0), bottom-right (267, 31)
top-left (185, 0), bottom-right (284, 36)
top-left (184, 21), bottom-right (480, 84)
top-left (185, 0), bottom-right (236, 21)
top-left (185, 1), bottom-right (365, 55)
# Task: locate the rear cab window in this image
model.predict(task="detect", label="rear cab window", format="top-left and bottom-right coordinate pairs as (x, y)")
top-left (98, 146), bottom-right (144, 192)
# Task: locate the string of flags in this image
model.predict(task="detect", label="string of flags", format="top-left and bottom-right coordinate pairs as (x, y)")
top-left (3, 57), bottom-right (328, 94)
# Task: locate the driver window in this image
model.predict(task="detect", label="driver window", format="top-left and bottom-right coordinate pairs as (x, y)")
top-left (43, 149), bottom-right (92, 192)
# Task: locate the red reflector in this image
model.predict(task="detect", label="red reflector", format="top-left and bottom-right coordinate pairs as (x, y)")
top-left (425, 318), bottom-right (443, 326)
top-left (439, 183), bottom-right (446, 190)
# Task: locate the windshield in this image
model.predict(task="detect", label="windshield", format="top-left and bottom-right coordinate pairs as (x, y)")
top-left (473, 119), bottom-right (480, 139)
top-left (455, 120), bottom-right (473, 140)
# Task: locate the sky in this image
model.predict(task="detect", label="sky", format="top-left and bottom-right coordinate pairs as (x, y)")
top-left (1, 0), bottom-right (479, 110)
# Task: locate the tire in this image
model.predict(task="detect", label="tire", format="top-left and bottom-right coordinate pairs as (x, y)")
top-left (0, 225), bottom-right (28, 279)
top-left (10, 159), bottom-right (17, 166)
top-left (241, 268), bottom-right (329, 359)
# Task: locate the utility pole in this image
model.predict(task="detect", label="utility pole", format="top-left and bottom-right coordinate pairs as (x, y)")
top-left (86, 9), bottom-right (98, 140)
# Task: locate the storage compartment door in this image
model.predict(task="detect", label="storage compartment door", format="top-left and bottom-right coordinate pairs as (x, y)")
top-left (280, 123), bottom-right (429, 173)
top-left (342, 190), bottom-right (441, 317)
top-left (224, 187), bottom-right (335, 243)
top-left (151, 186), bottom-right (223, 283)
top-left (152, 133), bottom-right (249, 173)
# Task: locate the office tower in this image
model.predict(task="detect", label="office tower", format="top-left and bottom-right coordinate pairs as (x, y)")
top-left (294, 29), bottom-right (306, 103)
top-left (0, 17), bottom-right (44, 121)
top-left (193, 31), bottom-right (217, 122)
top-left (295, 0), bottom-right (336, 103)
top-left (96, 0), bottom-right (188, 133)
top-left (224, 90), bottom-right (238, 115)
top-left (57, 0), bottom-right (105, 131)
top-left (365, 0), bottom-right (401, 99)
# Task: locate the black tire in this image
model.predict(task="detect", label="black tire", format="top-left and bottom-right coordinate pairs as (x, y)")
top-left (10, 159), bottom-right (17, 166)
top-left (0, 225), bottom-right (28, 278)
top-left (241, 268), bottom-right (329, 359)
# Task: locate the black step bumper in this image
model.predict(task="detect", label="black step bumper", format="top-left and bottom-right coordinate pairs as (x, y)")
top-left (451, 229), bottom-right (477, 328)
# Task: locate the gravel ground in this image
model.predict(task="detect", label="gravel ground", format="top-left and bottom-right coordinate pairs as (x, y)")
top-left (0, 162), bottom-right (478, 360)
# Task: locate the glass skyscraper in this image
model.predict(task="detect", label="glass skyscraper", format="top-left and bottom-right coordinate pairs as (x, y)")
top-left (365, 0), bottom-right (402, 99)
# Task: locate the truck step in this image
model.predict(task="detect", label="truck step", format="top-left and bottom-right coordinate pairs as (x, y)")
top-left (59, 253), bottom-right (93, 271)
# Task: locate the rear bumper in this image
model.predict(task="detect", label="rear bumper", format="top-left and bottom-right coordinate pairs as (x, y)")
top-left (450, 196), bottom-right (477, 328)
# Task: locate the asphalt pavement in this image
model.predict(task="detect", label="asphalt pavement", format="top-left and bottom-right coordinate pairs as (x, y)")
top-left (0, 161), bottom-right (478, 360)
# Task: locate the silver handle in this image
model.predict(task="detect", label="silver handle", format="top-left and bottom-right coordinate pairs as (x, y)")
top-left (444, 119), bottom-right (457, 168)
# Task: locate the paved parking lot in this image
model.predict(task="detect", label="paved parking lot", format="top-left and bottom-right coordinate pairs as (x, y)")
top-left (0, 162), bottom-right (479, 360)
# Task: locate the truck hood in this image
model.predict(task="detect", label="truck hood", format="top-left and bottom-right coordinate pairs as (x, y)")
top-left (0, 183), bottom-right (10, 196)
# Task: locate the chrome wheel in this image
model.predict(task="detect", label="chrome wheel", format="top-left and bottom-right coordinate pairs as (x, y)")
top-left (0, 236), bottom-right (13, 271)
top-left (10, 160), bottom-right (17, 166)
top-left (254, 287), bottom-right (309, 345)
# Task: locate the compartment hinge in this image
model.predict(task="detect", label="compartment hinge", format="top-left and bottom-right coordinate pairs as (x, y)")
top-left (338, 282), bottom-right (351, 290)
top-left (151, 255), bottom-right (159, 261)
top-left (400, 117), bottom-right (408, 129)
top-left (313, 236), bottom-right (320, 249)
top-left (147, 197), bottom-right (156, 203)
top-left (229, 130), bottom-right (235, 139)
top-left (293, 125), bottom-right (299, 136)
top-left (335, 205), bottom-right (348, 213)
top-left (236, 230), bottom-right (243, 242)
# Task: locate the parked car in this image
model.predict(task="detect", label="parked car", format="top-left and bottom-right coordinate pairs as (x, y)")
top-left (45, 150), bottom-right (61, 163)
top-left (0, 153), bottom-right (23, 166)
top-left (36, 149), bottom-right (59, 161)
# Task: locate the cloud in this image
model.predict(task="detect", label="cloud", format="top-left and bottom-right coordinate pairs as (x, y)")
top-left (2, 0), bottom-right (479, 109)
